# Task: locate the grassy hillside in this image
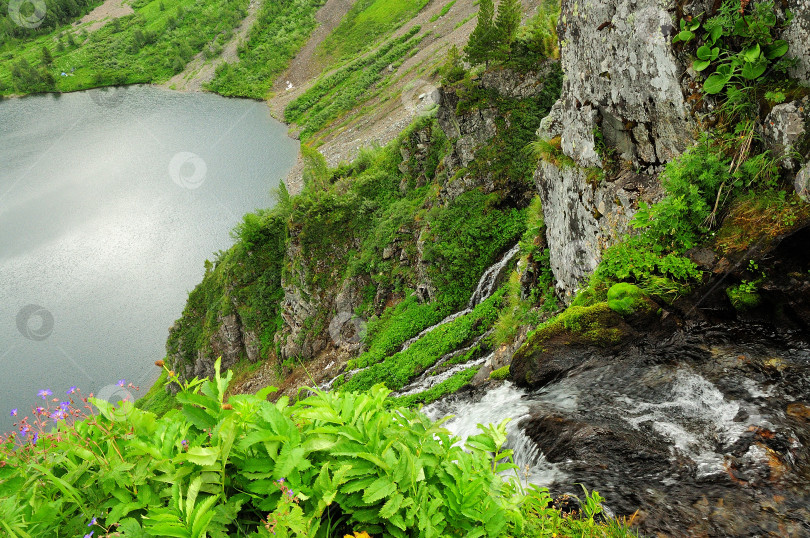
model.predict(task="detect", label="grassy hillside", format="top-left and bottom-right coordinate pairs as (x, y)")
top-left (0, 0), bottom-right (328, 96)
top-left (314, 0), bottom-right (431, 69)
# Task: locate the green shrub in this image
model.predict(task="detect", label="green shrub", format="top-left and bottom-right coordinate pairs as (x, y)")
top-left (0, 359), bottom-right (636, 536)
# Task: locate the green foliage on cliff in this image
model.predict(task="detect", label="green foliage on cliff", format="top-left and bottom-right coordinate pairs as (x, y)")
top-left (460, 62), bottom-right (564, 187)
top-left (673, 0), bottom-right (793, 96)
top-left (342, 286), bottom-right (506, 392)
top-left (422, 190), bottom-right (526, 307)
top-left (167, 207), bottom-right (288, 369)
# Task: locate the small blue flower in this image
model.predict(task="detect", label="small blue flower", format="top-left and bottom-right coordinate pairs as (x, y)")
top-left (31, 432), bottom-right (39, 445)
top-left (88, 516), bottom-right (97, 526)
top-left (38, 389), bottom-right (52, 400)
top-left (67, 386), bottom-right (77, 394)
top-left (59, 401), bottom-right (70, 411)
top-left (84, 533), bottom-right (94, 538)
top-left (117, 379), bottom-right (125, 387)
top-left (10, 408), bottom-right (17, 417)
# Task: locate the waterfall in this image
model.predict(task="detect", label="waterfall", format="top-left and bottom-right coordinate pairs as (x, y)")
top-left (422, 383), bottom-right (564, 486)
top-left (394, 345), bottom-right (491, 397)
top-left (399, 242), bottom-right (521, 353)
top-left (320, 243), bottom-right (521, 390)
top-left (467, 242), bottom-right (521, 308)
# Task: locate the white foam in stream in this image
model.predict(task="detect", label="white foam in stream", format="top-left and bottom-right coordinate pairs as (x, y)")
top-left (620, 368), bottom-right (756, 477)
top-left (422, 383), bottom-right (564, 486)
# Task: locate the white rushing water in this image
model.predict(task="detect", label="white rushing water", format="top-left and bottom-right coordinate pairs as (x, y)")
top-left (320, 243), bottom-right (521, 390)
top-left (400, 243), bottom-right (521, 353)
top-left (618, 367), bottom-right (760, 478)
top-left (422, 383), bottom-right (564, 486)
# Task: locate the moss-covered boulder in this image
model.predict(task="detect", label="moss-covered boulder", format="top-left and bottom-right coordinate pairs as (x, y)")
top-left (606, 283), bottom-right (647, 316)
top-left (489, 365), bottom-right (510, 380)
top-left (510, 302), bottom-right (633, 388)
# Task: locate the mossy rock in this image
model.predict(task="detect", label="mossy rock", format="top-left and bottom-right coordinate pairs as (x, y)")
top-left (489, 365), bottom-right (510, 380)
top-left (510, 302), bottom-right (633, 388)
top-left (726, 285), bottom-right (761, 311)
top-left (607, 283), bottom-right (647, 316)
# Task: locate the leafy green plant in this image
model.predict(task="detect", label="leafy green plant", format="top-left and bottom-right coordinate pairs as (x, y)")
top-left (1, 358), bottom-right (635, 536)
top-left (674, 0), bottom-right (792, 95)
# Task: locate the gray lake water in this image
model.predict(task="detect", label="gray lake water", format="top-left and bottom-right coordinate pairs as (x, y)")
top-left (0, 85), bottom-right (298, 433)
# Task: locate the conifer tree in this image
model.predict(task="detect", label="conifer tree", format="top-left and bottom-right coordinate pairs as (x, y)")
top-left (41, 45), bottom-right (53, 65)
top-left (465, 0), bottom-right (496, 67)
top-left (495, 0), bottom-right (522, 59)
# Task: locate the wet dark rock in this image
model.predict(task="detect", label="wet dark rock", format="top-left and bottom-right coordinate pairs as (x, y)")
top-left (510, 302), bottom-right (645, 389)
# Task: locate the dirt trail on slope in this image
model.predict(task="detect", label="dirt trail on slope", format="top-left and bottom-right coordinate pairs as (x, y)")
top-left (273, 0), bottom-right (496, 193)
top-left (74, 0), bottom-right (133, 32)
top-left (164, 0), bottom-right (261, 92)
top-left (273, 0), bottom-right (543, 194)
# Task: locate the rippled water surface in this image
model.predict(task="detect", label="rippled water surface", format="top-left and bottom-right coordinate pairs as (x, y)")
top-left (0, 86), bottom-right (298, 431)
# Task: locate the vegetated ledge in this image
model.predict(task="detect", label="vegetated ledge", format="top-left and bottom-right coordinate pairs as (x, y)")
top-left (509, 209), bottom-right (810, 392)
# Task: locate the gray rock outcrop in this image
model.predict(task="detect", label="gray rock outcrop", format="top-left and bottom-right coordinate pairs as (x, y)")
top-left (535, 0), bottom-right (692, 296)
top-left (762, 98), bottom-right (810, 170)
top-left (542, 0), bottom-right (694, 170)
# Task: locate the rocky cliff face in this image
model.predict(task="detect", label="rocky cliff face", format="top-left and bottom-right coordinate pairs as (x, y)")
top-left (274, 66), bottom-right (560, 367)
top-left (534, 0), bottom-right (810, 298)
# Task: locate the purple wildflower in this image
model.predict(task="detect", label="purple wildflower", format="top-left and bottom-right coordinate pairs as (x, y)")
top-left (59, 401), bottom-right (70, 411)
top-left (84, 533), bottom-right (94, 538)
top-left (67, 386), bottom-right (77, 394)
top-left (51, 409), bottom-right (66, 423)
top-left (117, 379), bottom-right (125, 387)
top-left (88, 516), bottom-right (97, 526)
top-left (38, 389), bottom-right (52, 400)
top-left (10, 409), bottom-right (17, 417)
top-left (35, 406), bottom-right (45, 415)
top-left (31, 432), bottom-right (38, 445)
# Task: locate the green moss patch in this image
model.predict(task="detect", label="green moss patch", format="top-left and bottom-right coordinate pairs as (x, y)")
top-left (607, 283), bottom-right (647, 316)
top-left (489, 365), bottom-right (510, 380)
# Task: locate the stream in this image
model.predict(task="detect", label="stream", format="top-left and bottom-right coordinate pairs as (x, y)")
top-left (426, 323), bottom-right (810, 536)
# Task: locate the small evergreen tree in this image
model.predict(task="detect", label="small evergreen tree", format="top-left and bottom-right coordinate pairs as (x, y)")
top-left (440, 44), bottom-right (466, 84)
top-left (495, 0), bottom-right (521, 59)
top-left (41, 45), bottom-right (53, 65)
top-left (465, 0), bottom-right (496, 67)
